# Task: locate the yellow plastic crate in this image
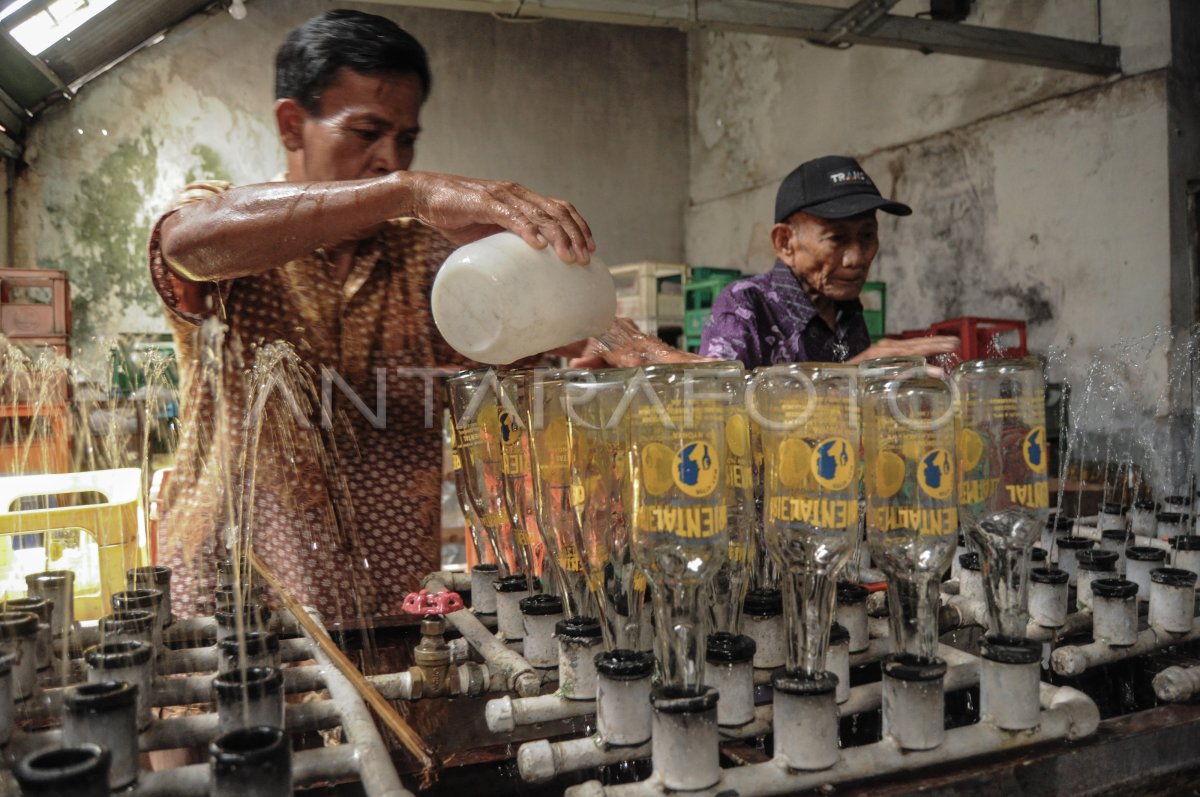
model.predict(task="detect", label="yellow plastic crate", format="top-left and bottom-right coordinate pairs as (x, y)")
top-left (0, 468), bottom-right (146, 620)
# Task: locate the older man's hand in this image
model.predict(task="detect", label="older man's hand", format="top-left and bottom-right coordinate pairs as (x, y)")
top-left (567, 318), bottom-right (714, 368)
top-left (847, 335), bottom-right (961, 365)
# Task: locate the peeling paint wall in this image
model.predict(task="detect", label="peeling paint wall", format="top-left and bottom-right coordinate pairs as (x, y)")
top-left (686, 0), bottom-right (1174, 418)
top-left (10, 0), bottom-right (688, 341)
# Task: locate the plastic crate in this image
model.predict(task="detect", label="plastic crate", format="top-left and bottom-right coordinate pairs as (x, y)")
top-left (0, 403), bottom-right (70, 475)
top-left (0, 269), bottom-right (71, 338)
top-left (860, 281), bottom-right (886, 341)
top-left (610, 262), bottom-right (686, 326)
top-left (899, 316), bottom-right (1028, 366)
top-left (0, 468), bottom-right (146, 620)
top-left (682, 269), bottom-right (741, 352)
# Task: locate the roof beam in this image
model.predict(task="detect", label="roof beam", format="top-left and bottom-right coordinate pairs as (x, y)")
top-left (365, 0), bottom-right (1121, 75)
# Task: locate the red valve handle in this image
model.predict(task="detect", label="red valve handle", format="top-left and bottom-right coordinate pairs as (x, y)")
top-left (402, 589), bottom-right (465, 616)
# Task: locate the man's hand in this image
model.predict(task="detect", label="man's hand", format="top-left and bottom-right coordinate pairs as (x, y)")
top-left (568, 318), bottom-right (714, 368)
top-left (847, 335), bottom-right (961, 364)
top-left (406, 172), bottom-right (594, 265)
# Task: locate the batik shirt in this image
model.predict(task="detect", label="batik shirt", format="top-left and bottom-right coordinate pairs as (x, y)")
top-left (698, 260), bottom-right (871, 368)
top-left (148, 180), bottom-right (466, 623)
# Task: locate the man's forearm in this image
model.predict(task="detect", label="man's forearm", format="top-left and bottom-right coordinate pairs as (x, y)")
top-left (160, 172), bottom-right (417, 282)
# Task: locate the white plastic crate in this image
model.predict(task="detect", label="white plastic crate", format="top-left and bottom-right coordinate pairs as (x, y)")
top-left (609, 262), bottom-right (686, 327)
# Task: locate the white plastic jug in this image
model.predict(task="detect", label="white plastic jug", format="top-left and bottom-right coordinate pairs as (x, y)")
top-left (431, 232), bottom-right (617, 365)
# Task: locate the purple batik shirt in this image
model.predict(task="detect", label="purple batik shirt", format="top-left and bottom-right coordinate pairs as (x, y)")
top-left (698, 260), bottom-right (871, 369)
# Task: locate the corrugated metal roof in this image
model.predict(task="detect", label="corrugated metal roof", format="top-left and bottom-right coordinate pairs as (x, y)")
top-left (40, 0), bottom-right (215, 87)
top-left (0, 0), bottom-right (216, 157)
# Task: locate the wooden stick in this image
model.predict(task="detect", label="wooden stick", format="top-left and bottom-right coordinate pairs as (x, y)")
top-left (250, 551), bottom-right (439, 787)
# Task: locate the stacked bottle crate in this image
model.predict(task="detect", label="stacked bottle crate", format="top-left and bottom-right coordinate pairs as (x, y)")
top-left (0, 268), bottom-right (72, 475)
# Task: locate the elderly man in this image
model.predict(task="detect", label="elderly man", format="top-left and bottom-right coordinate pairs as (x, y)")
top-left (699, 156), bottom-right (957, 367)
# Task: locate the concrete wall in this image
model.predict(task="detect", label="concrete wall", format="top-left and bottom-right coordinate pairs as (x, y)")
top-left (9, 0), bottom-right (689, 340)
top-left (685, 0), bottom-right (1175, 419)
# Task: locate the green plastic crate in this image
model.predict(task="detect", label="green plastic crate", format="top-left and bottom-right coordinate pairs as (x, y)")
top-left (860, 281), bottom-right (886, 341)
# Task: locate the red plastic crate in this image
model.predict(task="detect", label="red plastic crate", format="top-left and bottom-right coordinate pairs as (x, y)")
top-left (900, 316), bottom-right (1027, 365)
top-left (0, 269), bottom-right (71, 338)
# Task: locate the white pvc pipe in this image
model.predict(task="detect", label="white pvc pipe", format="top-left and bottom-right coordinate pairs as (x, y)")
top-left (1051, 622), bottom-right (1200, 677)
top-left (426, 576), bottom-right (541, 697)
top-left (305, 611), bottom-right (416, 797)
top-left (487, 692), bottom-right (595, 733)
top-left (127, 744), bottom-right (360, 796)
top-left (564, 684), bottom-right (1098, 797)
top-left (1153, 664), bottom-right (1200, 702)
top-left (1072, 524), bottom-right (1169, 552)
top-left (518, 736), bottom-right (652, 784)
top-left (943, 596), bottom-right (1093, 642)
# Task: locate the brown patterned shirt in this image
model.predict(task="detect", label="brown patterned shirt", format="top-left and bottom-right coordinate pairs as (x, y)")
top-left (148, 180), bottom-right (464, 623)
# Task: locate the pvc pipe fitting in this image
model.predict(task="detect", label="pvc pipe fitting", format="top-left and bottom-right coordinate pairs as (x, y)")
top-left (210, 725), bottom-right (292, 797)
top-left (829, 623), bottom-right (851, 705)
top-left (100, 609), bottom-right (157, 671)
top-left (64, 681), bottom-right (139, 790)
top-left (1044, 514), bottom-right (1074, 555)
top-left (0, 653), bottom-right (12, 747)
top-left (743, 589), bottom-right (785, 670)
top-left (1099, 530), bottom-right (1131, 576)
top-left (705, 633), bottom-right (756, 727)
top-left (1028, 567), bottom-right (1069, 629)
top-left (1097, 503), bottom-right (1126, 533)
top-left (0, 611), bottom-right (39, 700)
top-left (1171, 535), bottom-right (1200, 577)
top-left (214, 666), bottom-right (285, 735)
top-left (980, 636), bottom-right (1042, 731)
top-left (1126, 546), bottom-right (1167, 600)
top-left (214, 584), bottom-right (267, 613)
top-left (471, 564), bottom-right (500, 615)
top-left (14, 743), bottom-right (110, 797)
top-left (85, 640), bottom-right (154, 729)
top-left (215, 558), bottom-right (256, 589)
top-left (1054, 536), bottom-right (1094, 586)
top-left (1148, 567), bottom-right (1197, 634)
top-left (1130, 501), bottom-right (1157, 538)
top-left (127, 565), bottom-right (174, 627)
top-left (951, 535), bottom-right (969, 580)
top-left (25, 570), bottom-right (74, 640)
top-left (835, 582), bottom-right (869, 654)
top-left (557, 617), bottom-right (603, 700)
top-left (521, 594), bottom-right (564, 669)
top-left (1076, 550), bottom-right (1118, 611)
top-left (496, 574), bottom-right (533, 641)
top-left (958, 553), bottom-right (985, 604)
top-left (1156, 512), bottom-right (1187, 540)
top-left (773, 670), bottom-right (839, 770)
top-left (651, 686), bottom-right (721, 790)
top-left (1091, 578), bottom-right (1139, 647)
top-left (882, 654), bottom-right (946, 751)
top-left (5, 597), bottom-right (52, 672)
top-left (218, 631), bottom-right (282, 674)
top-left (111, 588), bottom-right (166, 656)
top-left (214, 604), bottom-right (273, 644)
top-left (595, 649), bottom-right (654, 746)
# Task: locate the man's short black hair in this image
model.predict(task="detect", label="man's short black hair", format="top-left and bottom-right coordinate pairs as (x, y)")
top-left (275, 9), bottom-right (431, 113)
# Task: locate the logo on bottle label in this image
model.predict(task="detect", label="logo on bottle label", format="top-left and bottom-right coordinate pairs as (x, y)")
top-left (918, 448), bottom-right (954, 501)
top-left (1023, 426), bottom-right (1047, 475)
top-left (641, 442), bottom-right (676, 497)
top-left (777, 437), bottom-right (813, 489)
top-left (873, 451), bottom-right (906, 500)
top-left (673, 440), bottom-right (719, 498)
top-left (958, 428), bottom-right (984, 472)
top-left (499, 410), bottom-right (522, 443)
top-left (811, 437), bottom-right (855, 491)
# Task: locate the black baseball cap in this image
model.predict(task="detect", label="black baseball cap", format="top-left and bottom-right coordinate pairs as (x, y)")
top-left (774, 155), bottom-right (912, 223)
